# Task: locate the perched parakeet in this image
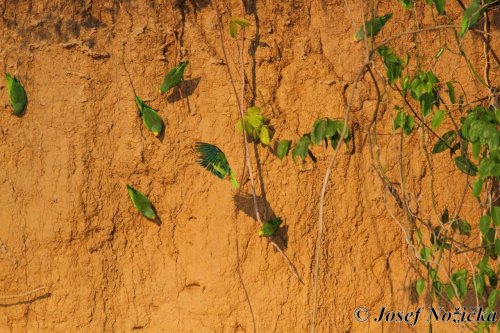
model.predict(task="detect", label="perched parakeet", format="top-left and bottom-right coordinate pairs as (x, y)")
top-left (259, 217), bottom-right (283, 237)
top-left (5, 73), bottom-right (27, 115)
top-left (127, 185), bottom-right (156, 220)
top-left (355, 14), bottom-right (393, 40)
top-left (194, 142), bottom-right (239, 189)
top-left (135, 96), bottom-right (164, 137)
top-left (159, 61), bottom-right (188, 94)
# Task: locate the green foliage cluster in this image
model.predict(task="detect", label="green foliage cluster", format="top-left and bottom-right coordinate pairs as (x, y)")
top-left (236, 106), bottom-right (273, 146)
top-left (277, 118), bottom-right (350, 163)
top-left (357, 2), bottom-right (499, 330)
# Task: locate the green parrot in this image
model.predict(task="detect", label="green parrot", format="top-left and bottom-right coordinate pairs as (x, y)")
top-left (159, 61), bottom-right (188, 94)
top-left (194, 142), bottom-right (239, 189)
top-left (5, 73), bottom-right (27, 115)
top-left (355, 14), bottom-right (393, 40)
top-left (259, 217), bottom-right (283, 237)
top-left (127, 185), bottom-right (156, 220)
top-left (135, 96), bottom-right (164, 137)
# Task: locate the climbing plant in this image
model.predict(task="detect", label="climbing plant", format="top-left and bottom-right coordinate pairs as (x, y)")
top-left (307, 1), bottom-right (500, 333)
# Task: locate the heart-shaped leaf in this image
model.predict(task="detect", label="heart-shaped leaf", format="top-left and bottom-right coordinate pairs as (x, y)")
top-left (259, 217), bottom-right (283, 237)
top-left (416, 279), bottom-right (426, 296)
top-left (259, 126), bottom-right (270, 145)
top-left (127, 185), bottom-right (156, 220)
top-left (5, 73), bottom-right (27, 115)
top-left (311, 119), bottom-right (328, 145)
top-left (479, 215), bottom-right (491, 236)
top-left (277, 140), bottom-right (291, 160)
top-left (292, 135), bottom-right (311, 163)
top-left (431, 110), bottom-right (446, 129)
top-left (472, 178), bottom-right (483, 198)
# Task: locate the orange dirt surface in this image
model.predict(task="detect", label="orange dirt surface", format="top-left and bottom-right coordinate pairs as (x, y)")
top-left (0, 1), bottom-right (497, 332)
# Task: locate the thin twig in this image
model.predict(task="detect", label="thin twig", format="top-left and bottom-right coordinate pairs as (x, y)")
top-left (0, 287), bottom-right (47, 300)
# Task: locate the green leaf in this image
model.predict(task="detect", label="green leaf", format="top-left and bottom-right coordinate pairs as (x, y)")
top-left (259, 126), bottom-right (270, 145)
top-left (410, 71), bottom-right (438, 100)
top-left (259, 217), bottom-right (283, 237)
top-left (333, 120), bottom-right (350, 141)
top-left (432, 280), bottom-right (443, 295)
top-left (479, 158), bottom-right (499, 178)
top-left (420, 247), bottom-right (432, 263)
top-left (420, 93), bottom-right (437, 116)
top-left (491, 206), bottom-right (500, 227)
top-left (479, 215), bottom-right (491, 236)
top-left (5, 73), bottom-right (27, 115)
top-left (445, 284), bottom-right (455, 301)
top-left (416, 229), bottom-right (423, 245)
top-left (472, 141), bottom-right (481, 160)
top-left (127, 185), bottom-right (156, 220)
top-left (434, 0), bottom-right (446, 15)
top-left (460, 0), bottom-right (482, 37)
top-left (431, 110), bottom-right (446, 129)
top-left (159, 61), bottom-right (188, 93)
top-left (135, 96), bottom-right (164, 136)
top-left (474, 274), bottom-right (485, 297)
top-left (311, 119), bottom-right (328, 145)
top-left (416, 279), bottom-right (426, 295)
top-left (472, 178), bottom-right (483, 198)
top-left (451, 219), bottom-right (471, 236)
top-left (194, 142), bottom-right (238, 188)
top-left (355, 14), bottom-right (393, 40)
top-left (446, 82), bottom-right (456, 104)
top-left (277, 140), bottom-right (291, 160)
top-left (292, 135), bottom-right (311, 163)
top-left (451, 269), bottom-right (468, 298)
top-left (245, 107), bottom-right (264, 128)
top-left (398, 0), bottom-right (414, 9)
top-left (230, 17), bottom-right (250, 38)
top-left (432, 130), bottom-right (456, 154)
top-left (394, 111), bottom-right (406, 130)
top-left (378, 46), bottom-right (403, 86)
top-left (454, 155), bottom-right (478, 176)
top-left (488, 290), bottom-right (499, 311)
top-left (495, 239), bottom-right (500, 257)
top-left (404, 115), bottom-right (415, 135)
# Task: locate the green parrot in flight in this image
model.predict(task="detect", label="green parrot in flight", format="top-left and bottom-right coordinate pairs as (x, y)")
top-left (194, 142), bottom-right (239, 189)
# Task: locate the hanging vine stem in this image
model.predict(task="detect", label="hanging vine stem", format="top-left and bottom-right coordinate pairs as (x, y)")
top-left (310, 56), bottom-right (371, 333)
top-left (212, 0), bottom-right (301, 282)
